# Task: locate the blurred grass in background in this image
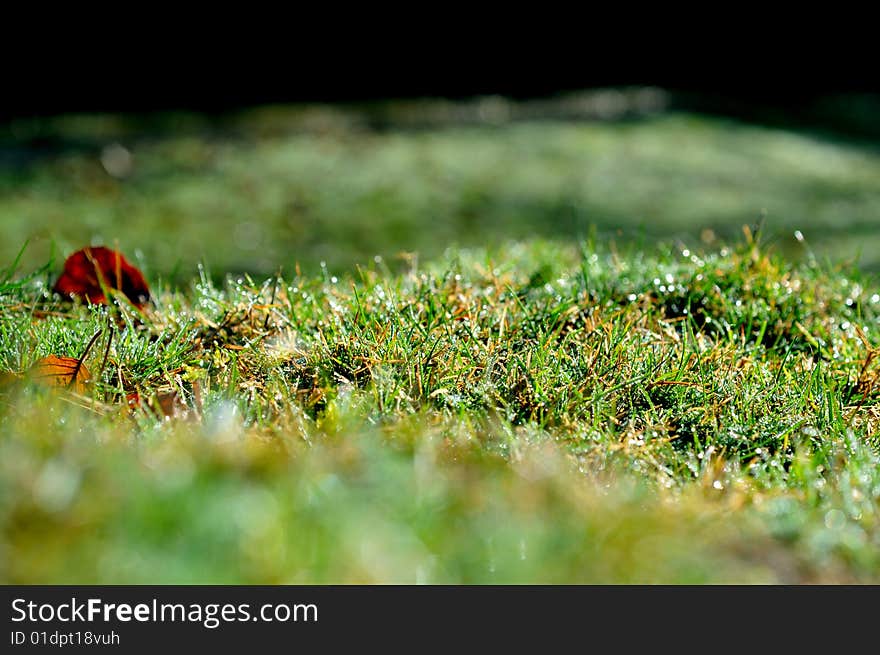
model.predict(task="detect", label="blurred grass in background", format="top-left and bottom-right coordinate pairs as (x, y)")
top-left (2, 89), bottom-right (879, 280)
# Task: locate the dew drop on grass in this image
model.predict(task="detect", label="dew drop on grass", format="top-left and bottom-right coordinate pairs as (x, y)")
top-left (824, 509), bottom-right (846, 531)
top-left (206, 401), bottom-right (240, 442)
top-left (33, 460), bottom-right (81, 512)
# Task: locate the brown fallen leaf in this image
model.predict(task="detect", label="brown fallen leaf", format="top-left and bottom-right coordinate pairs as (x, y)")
top-left (29, 355), bottom-right (92, 394)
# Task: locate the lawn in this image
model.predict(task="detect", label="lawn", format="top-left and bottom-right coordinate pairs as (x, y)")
top-left (2, 97), bottom-right (879, 583)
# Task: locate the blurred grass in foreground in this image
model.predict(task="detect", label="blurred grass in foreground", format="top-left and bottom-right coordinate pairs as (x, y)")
top-left (0, 402), bottom-right (846, 584)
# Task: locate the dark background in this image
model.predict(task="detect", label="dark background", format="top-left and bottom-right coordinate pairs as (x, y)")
top-left (4, 28), bottom-right (878, 137)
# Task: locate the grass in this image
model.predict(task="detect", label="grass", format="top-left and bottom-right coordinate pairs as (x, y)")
top-left (2, 98), bottom-right (880, 583)
top-left (2, 235), bottom-right (880, 583)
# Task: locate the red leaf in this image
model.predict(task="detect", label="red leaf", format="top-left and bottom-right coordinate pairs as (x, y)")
top-left (54, 246), bottom-right (150, 307)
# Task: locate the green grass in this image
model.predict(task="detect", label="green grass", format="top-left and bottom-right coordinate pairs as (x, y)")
top-left (2, 100), bottom-right (880, 583)
top-left (2, 236), bottom-right (880, 583)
